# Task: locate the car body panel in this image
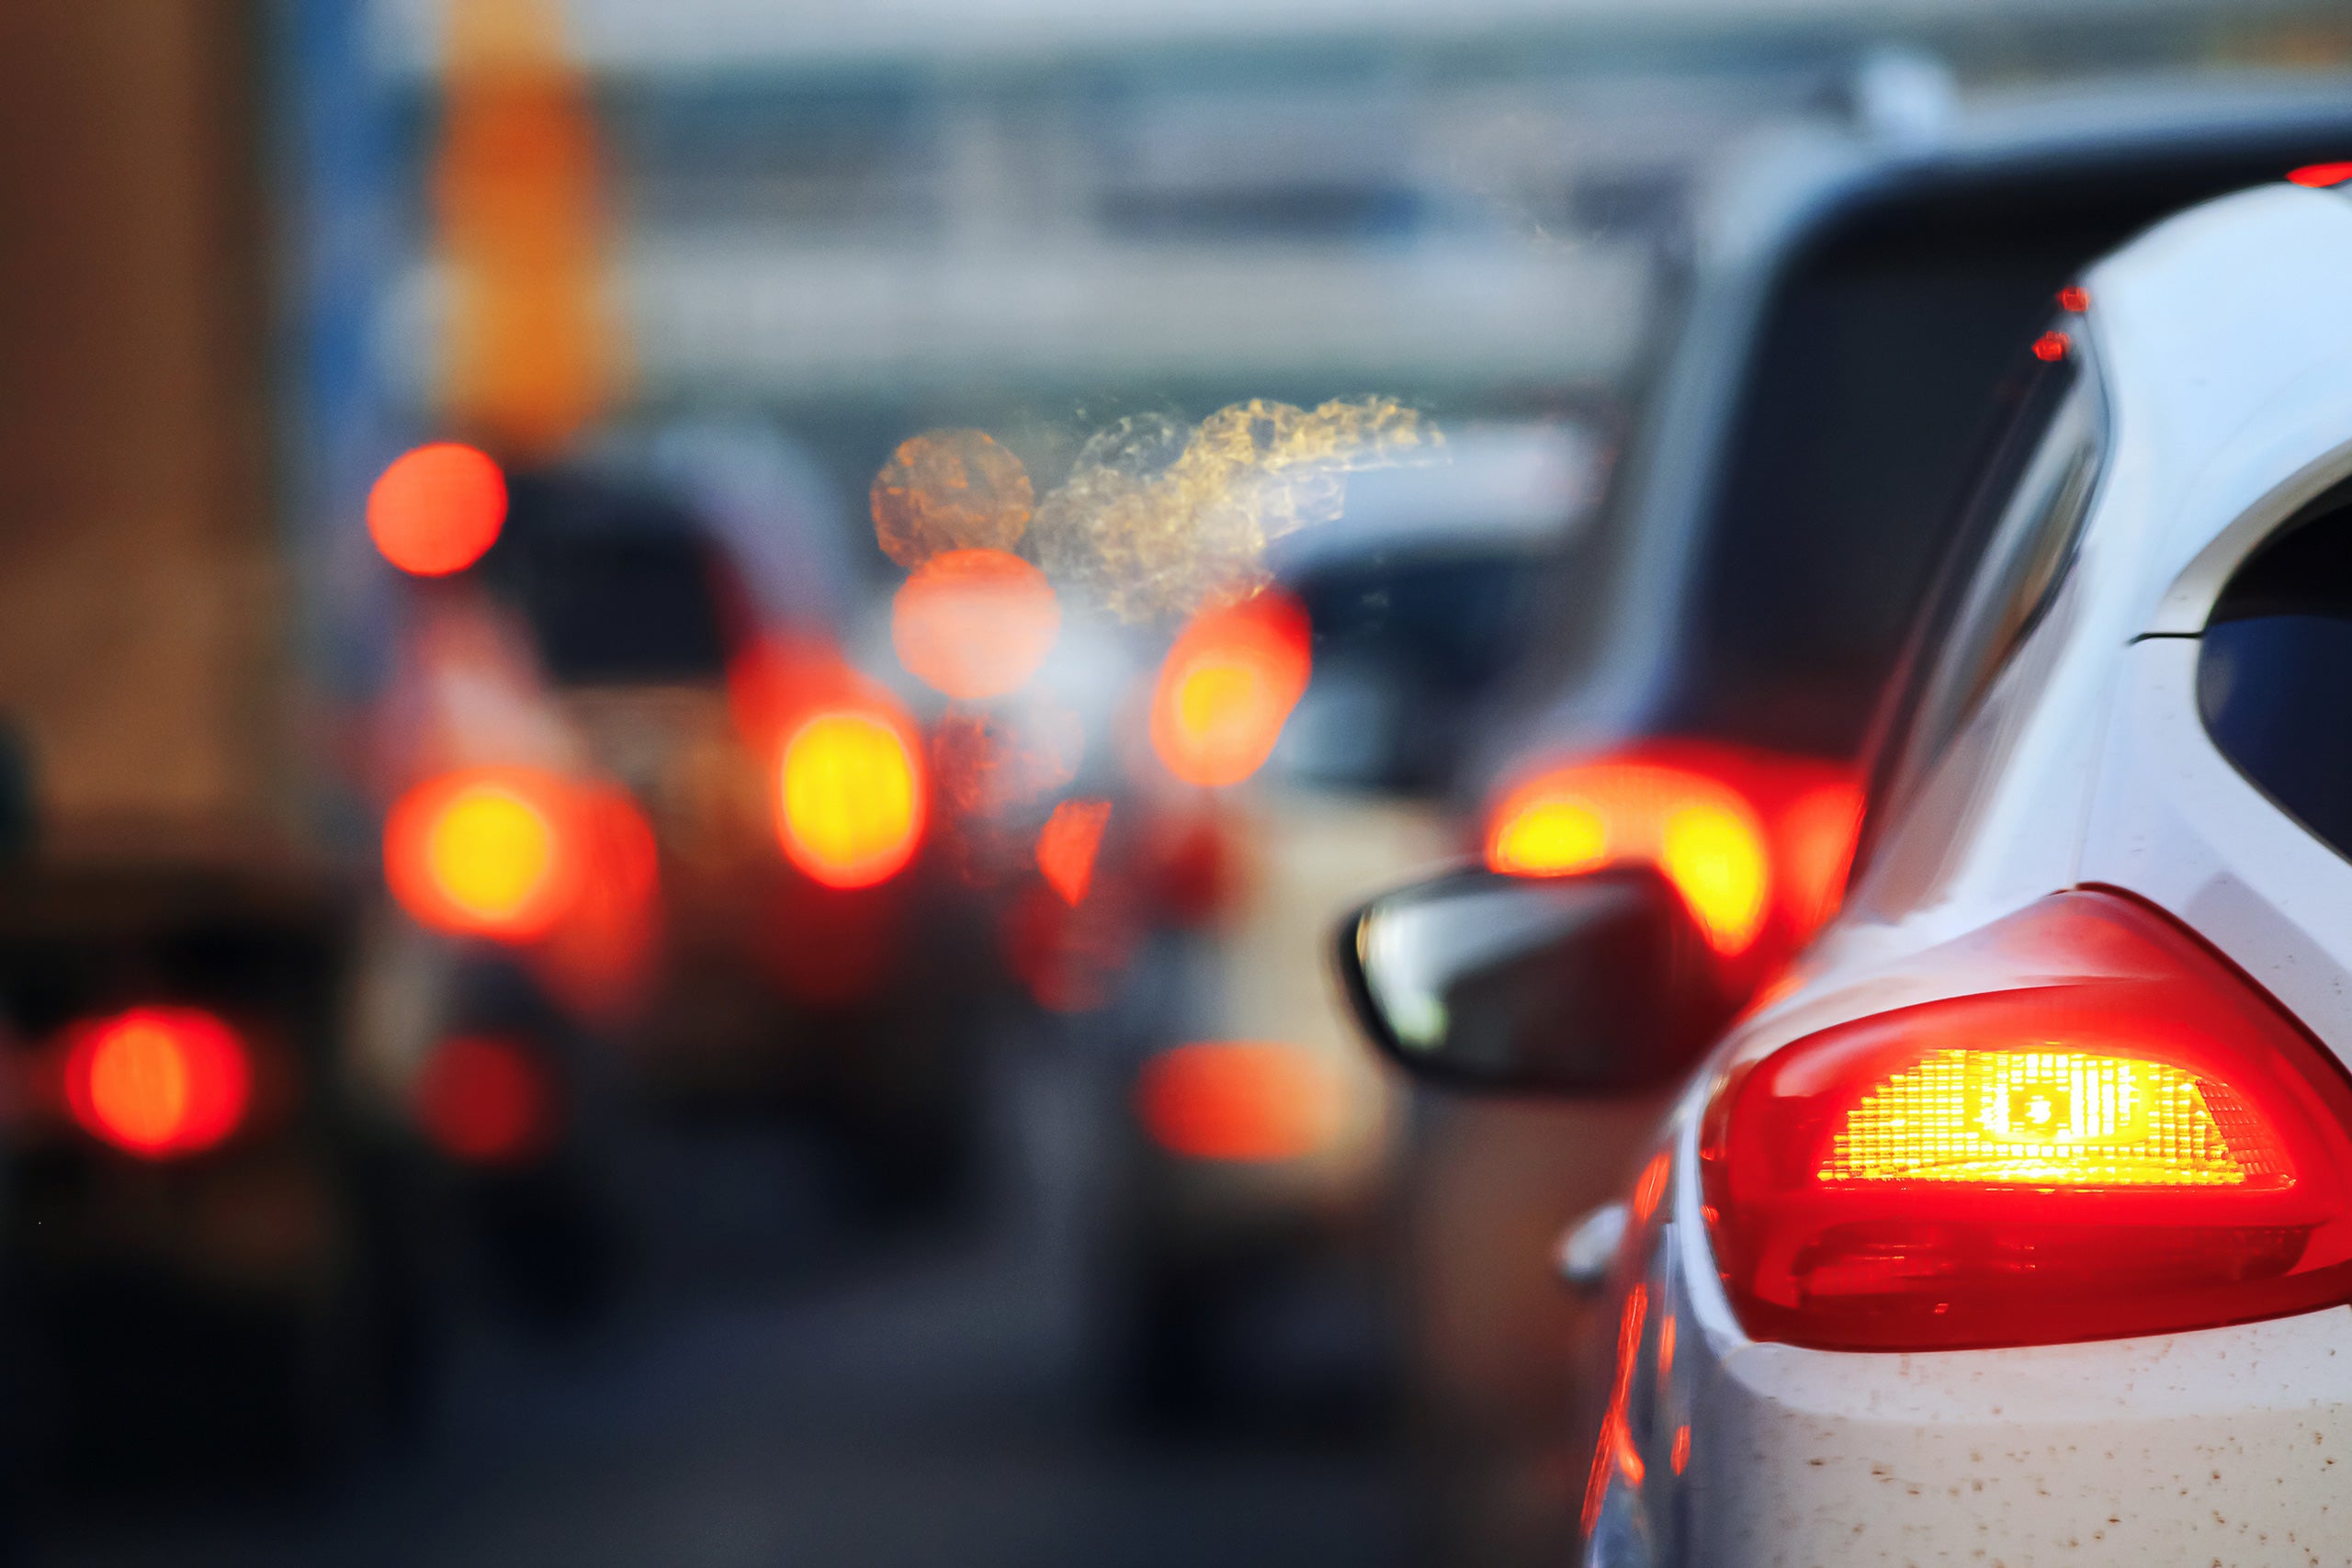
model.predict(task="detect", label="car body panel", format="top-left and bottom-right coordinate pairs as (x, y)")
top-left (1586, 183), bottom-right (2352, 1562)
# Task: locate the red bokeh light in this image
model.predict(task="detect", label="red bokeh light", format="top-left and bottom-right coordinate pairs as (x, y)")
top-left (2056, 285), bottom-right (2089, 313)
top-left (368, 443), bottom-right (508, 576)
top-left (63, 1007), bottom-right (251, 1159)
top-left (890, 548), bottom-right (1060, 701)
top-left (383, 766), bottom-right (586, 942)
top-left (2288, 161), bottom-right (2352, 189)
top-left (1133, 1040), bottom-right (1340, 1162)
top-left (2030, 330), bottom-right (2070, 363)
top-left (1487, 741), bottom-right (1860, 981)
top-left (1148, 591), bottom-right (1312, 788)
top-left (777, 706), bottom-right (926, 889)
top-left (1035, 797), bottom-right (1111, 906)
top-left (415, 1035), bottom-right (552, 1164)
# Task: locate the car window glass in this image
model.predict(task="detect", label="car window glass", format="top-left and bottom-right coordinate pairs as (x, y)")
top-left (1859, 338), bottom-right (2099, 852)
top-left (2199, 479), bottom-right (2352, 862)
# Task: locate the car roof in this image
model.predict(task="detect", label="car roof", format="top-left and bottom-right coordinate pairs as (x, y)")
top-left (2085, 179), bottom-right (2352, 635)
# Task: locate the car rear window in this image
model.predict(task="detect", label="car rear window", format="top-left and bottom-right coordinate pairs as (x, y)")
top-left (2199, 478), bottom-right (2352, 859)
top-left (1855, 334), bottom-right (2099, 860)
top-left (488, 472), bottom-right (740, 686)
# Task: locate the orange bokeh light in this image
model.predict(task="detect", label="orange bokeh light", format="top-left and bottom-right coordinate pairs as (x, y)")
top-left (1488, 759), bottom-right (1770, 954)
top-left (1133, 1040), bottom-right (1340, 1163)
top-left (63, 1008), bottom-right (251, 1159)
top-left (890, 547), bottom-right (1061, 701)
top-left (1035, 797), bottom-right (1112, 907)
top-left (368, 443), bottom-right (508, 576)
top-left (416, 1035), bottom-right (553, 1164)
top-left (385, 767), bottom-right (584, 941)
top-left (1148, 591), bottom-right (1312, 788)
top-left (778, 708), bottom-right (925, 889)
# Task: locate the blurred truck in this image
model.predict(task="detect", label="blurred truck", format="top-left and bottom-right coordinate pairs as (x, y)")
top-left (0, 8), bottom-right (432, 1474)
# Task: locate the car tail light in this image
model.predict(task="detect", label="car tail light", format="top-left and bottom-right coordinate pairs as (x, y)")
top-left (1134, 1041), bottom-right (1342, 1163)
top-left (776, 705), bottom-right (925, 889)
top-left (1486, 741), bottom-right (1860, 962)
top-left (63, 1007), bottom-right (252, 1159)
top-left (1701, 890), bottom-right (2352, 1351)
top-left (385, 767), bottom-right (584, 942)
top-left (416, 1035), bottom-right (552, 1165)
top-left (1148, 591), bottom-right (1311, 788)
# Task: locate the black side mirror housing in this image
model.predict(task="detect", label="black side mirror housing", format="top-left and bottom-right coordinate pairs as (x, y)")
top-left (1335, 863), bottom-right (1735, 1095)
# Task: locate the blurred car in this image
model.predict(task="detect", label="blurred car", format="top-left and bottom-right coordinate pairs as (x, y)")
top-left (0, 830), bottom-right (427, 1474)
top-left (357, 457), bottom-right (996, 1322)
top-left (1385, 73), bottom-right (2352, 1558)
top-left (1344, 170), bottom-right (2352, 1565)
top-left (1088, 420), bottom-right (1602, 1422)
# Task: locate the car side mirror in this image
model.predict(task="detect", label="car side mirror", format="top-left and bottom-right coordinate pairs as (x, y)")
top-left (1335, 863), bottom-right (1735, 1095)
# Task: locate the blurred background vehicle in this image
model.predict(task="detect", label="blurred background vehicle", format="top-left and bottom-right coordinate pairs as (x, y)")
top-left (2, 0), bottom-right (2350, 1562)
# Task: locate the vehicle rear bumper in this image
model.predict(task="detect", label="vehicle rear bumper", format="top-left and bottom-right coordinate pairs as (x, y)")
top-left (1681, 1293), bottom-right (2352, 1563)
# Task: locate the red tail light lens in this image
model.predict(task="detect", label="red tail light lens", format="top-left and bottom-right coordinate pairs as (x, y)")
top-left (385, 767), bottom-right (584, 941)
top-left (416, 1035), bottom-right (553, 1165)
top-left (1701, 891), bottom-right (2352, 1350)
top-left (1134, 1041), bottom-right (1342, 1163)
top-left (63, 1008), bottom-right (252, 1159)
top-left (1487, 740), bottom-right (1860, 964)
top-left (776, 706), bottom-right (925, 889)
top-left (1148, 591), bottom-right (1312, 788)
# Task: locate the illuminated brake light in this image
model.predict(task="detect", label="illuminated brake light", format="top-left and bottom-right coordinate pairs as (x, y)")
top-left (1135, 1041), bottom-right (1340, 1162)
top-left (1035, 797), bottom-right (1111, 906)
top-left (385, 768), bottom-right (582, 941)
top-left (2288, 161), bottom-right (2352, 189)
top-left (1149, 591), bottom-right (1312, 788)
top-left (1822, 1049), bottom-right (2278, 1189)
top-left (368, 443), bottom-right (507, 576)
top-left (64, 1008), bottom-right (251, 1159)
top-left (1488, 760), bottom-right (1770, 954)
top-left (778, 708), bottom-right (925, 889)
top-left (1487, 744), bottom-right (1859, 964)
top-left (1702, 891), bottom-right (2352, 1351)
top-left (890, 547), bottom-right (1060, 701)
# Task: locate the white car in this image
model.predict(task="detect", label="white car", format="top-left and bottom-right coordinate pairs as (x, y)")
top-left (1343, 169), bottom-right (2352, 1563)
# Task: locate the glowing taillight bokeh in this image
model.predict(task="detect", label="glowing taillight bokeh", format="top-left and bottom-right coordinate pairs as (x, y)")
top-left (778, 708), bottom-right (925, 889)
top-left (1035, 797), bottom-right (1112, 907)
top-left (1487, 744), bottom-right (1860, 964)
top-left (1488, 760), bottom-right (1770, 954)
top-left (416, 1035), bottom-right (552, 1165)
top-left (1133, 1041), bottom-right (1340, 1163)
top-left (2288, 161), bottom-right (2352, 188)
top-left (890, 547), bottom-right (1060, 700)
top-left (385, 768), bottom-right (582, 941)
top-left (1148, 591), bottom-right (1312, 788)
top-left (63, 1008), bottom-right (251, 1159)
top-left (2056, 284), bottom-right (2090, 313)
top-left (368, 443), bottom-right (508, 576)
top-left (2030, 330), bottom-right (2071, 364)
